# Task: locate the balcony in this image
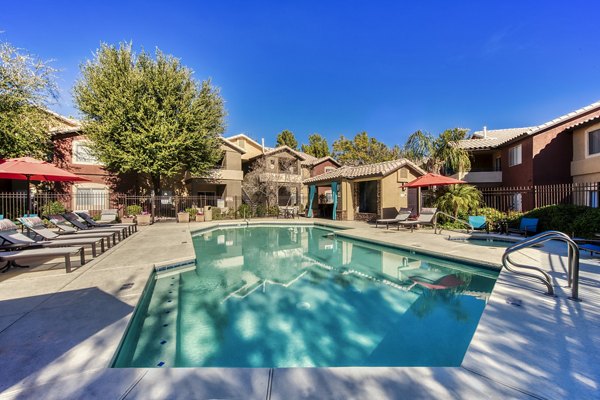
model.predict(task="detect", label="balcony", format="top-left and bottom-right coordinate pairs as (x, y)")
top-left (188, 168), bottom-right (244, 181)
top-left (453, 170), bottom-right (502, 184)
top-left (259, 172), bottom-right (302, 184)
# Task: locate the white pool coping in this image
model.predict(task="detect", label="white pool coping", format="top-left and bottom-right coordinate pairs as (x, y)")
top-left (0, 219), bottom-right (598, 399)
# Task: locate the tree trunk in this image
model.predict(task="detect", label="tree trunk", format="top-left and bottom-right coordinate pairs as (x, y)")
top-left (151, 174), bottom-right (161, 196)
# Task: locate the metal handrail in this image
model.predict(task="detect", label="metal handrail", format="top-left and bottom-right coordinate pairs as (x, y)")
top-left (433, 211), bottom-right (473, 234)
top-left (502, 230), bottom-right (580, 301)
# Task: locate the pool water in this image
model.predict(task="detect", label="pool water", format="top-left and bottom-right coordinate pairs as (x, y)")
top-left (113, 226), bottom-right (499, 368)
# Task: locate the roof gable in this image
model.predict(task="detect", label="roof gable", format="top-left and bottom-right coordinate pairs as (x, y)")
top-left (304, 159), bottom-right (425, 184)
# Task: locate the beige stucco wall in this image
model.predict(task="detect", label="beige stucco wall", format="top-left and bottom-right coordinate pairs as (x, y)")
top-left (379, 167), bottom-right (417, 218)
top-left (223, 147), bottom-right (242, 170)
top-left (571, 121), bottom-right (600, 183)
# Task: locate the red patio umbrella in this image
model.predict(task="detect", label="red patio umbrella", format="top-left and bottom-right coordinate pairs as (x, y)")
top-left (0, 157), bottom-right (91, 215)
top-left (402, 172), bottom-right (465, 188)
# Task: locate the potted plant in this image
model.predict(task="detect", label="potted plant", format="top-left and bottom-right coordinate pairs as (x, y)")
top-left (124, 205), bottom-right (141, 224)
top-left (185, 207), bottom-right (204, 222)
top-left (177, 210), bottom-right (190, 223)
top-left (136, 212), bottom-right (152, 225)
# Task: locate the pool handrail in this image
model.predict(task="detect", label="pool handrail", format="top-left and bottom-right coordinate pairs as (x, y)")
top-left (433, 211), bottom-right (473, 234)
top-left (502, 230), bottom-right (580, 301)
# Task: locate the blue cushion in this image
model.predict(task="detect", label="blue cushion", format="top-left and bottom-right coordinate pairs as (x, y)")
top-left (468, 216), bottom-right (486, 229)
top-left (520, 218), bottom-right (538, 232)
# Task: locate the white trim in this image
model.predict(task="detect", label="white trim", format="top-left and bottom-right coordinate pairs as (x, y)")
top-left (72, 140), bottom-right (102, 165)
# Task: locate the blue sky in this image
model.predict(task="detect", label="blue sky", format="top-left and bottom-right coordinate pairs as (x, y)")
top-left (3, 1), bottom-right (600, 148)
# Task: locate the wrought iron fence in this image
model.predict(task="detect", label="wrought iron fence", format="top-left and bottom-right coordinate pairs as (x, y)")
top-left (0, 192), bottom-right (302, 221)
top-left (480, 182), bottom-right (600, 212)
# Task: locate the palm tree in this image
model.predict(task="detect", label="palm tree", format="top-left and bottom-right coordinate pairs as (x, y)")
top-left (435, 184), bottom-right (482, 218)
top-left (404, 128), bottom-right (471, 175)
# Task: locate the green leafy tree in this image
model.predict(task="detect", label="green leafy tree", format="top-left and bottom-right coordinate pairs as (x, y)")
top-left (435, 184), bottom-right (482, 218)
top-left (301, 133), bottom-right (330, 158)
top-left (404, 128), bottom-right (471, 174)
top-left (276, 129), bottom-right (298, 149)
top-left (74, 43), bottom-right (224, 194)
top-left (332, 131), bottom-right (402, 166)
top-left (0, 41), bottom-right (58, 158)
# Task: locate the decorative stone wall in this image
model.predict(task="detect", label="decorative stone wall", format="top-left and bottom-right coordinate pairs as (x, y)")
top-left (355, 212), bottom-right (377, 222)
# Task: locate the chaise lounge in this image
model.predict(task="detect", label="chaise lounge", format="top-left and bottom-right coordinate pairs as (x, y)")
top-left (21, 217), bottom-right (117, 248)
top-left (0, 246), bottom-right (85, 273)
top-left (375, 209), bottom-right (412, 230)
top-left (399, 208), bottom-right (438, 232)
top-left (1, 219), bottom-right (105, 257)
top-left (76, 211), bottom-right (137, 235)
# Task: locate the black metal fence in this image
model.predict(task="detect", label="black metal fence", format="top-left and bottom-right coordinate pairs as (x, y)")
top-left (480, 182), bottom-right (600, 212)
top-left (0, 192), bottom-right (300, 221)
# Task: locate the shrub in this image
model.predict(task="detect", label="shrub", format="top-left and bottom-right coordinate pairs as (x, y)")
top-left (238, 204), bottom-right (252, 218)
top-left (185, 207), bottom-right (198, 219)
top-left (212, 208), bottom-right (222, 220)
top-left (255, 204), bottom-right (267, 217)
top-left (126, 205), bottom-right (143, 216)
top-left (40, 201), bottom-right (66, 217)
top-left (524, 204), bottom-right (600, 237)
top-left (268, 206), bottom-right (279, 216)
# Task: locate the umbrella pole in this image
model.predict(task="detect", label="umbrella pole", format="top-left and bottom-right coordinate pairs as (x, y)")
top-left (26, 175), bottom-right (31, 217)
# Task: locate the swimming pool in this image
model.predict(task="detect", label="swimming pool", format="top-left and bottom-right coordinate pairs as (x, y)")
top-left (113, 225), bottom-right (499, 368)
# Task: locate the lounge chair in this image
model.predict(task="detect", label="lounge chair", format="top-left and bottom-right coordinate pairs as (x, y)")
top-left (49, 214), bottom-right (124, 241)
top-left (375, 209), bottom-right (412, 230)
top-left (76, 211), bottom-right (137, 234)
top-left (468, 215), bottom-right (489, 233)
top-left (98, 209), bottom-right (118, 224)
top-left (0, 219), bottom-right (104, 257)
top-left (0, 246), bottom-right (85, 273)
top-left (21, 217), bottom-right (117, 247)
top-left (507, 217), bottom-right (538, 237)
top-left (573, 239), bottom-right (600, 257)
top-left (399, 208), bottom-right (438, 232)
top-left (63, 212), bottom-right (128, 238)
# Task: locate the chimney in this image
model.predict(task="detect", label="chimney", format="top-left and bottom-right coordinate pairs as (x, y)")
top-left (261, 138), bottom-right (265, 153)
top-left (483, 126), bottom-right (487, 138)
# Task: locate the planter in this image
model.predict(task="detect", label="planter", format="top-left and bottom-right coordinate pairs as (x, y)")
top-left (136, 214), bottom-right (152, 226)
top-left (195, 214), bottom-right (205, 222)
top-left (121, 217), bottom-right (135, 224)
top-left (177, 212), bottom-right (190, 223)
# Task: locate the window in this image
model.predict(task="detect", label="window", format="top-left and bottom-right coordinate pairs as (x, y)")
top-left (324, 166), bottom-right (336, 173)
top-left (197, 191), bottom-right (216, 206)
top-left (237, 139), bottom-right (245, 149)
top-left (75, 186), bottom-right (109, 211)
top-left (324, 190), bottom-right (333, 203)
top-left (588, 129), bottom-right (600, 156)
top-left (508, 144), bottom-right (522, 167)
top-left (72, 140), bottom-right (100, 165)
top-left (494, 156), bottom-right (502, 171)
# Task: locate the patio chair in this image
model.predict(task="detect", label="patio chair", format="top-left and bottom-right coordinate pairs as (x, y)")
top-left (1, 219), bottom-right (104, 257)
top-left (399, 208), bottom-right (438, 232)
top-left (468, 215), bottom-right (489, 233)
top-left (76, 211), bottom-right (137, 234)
top-left (21, 217), bottom-right (117, 248)
top-left (375, 209), bottom-right (412, 230)
top-left (64, 212), bottom-right (129, 237)
top-left (52, 214), bottom-right (125, 241)
top-left (573, 239), bottom-right (600, 257)
top-left (98, 209), bottom-right (118, 224)
top-left (0, 245), bottom-right (85, 273)
top-left (507, 217), bottom-right (538, 237)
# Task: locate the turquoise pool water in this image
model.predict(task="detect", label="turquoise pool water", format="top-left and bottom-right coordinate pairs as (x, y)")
top-left (113, 225), bottom-right (499, 368)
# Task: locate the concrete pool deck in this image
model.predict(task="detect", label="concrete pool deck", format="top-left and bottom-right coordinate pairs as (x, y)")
top-left (0, 219), bottom-right (598, 399)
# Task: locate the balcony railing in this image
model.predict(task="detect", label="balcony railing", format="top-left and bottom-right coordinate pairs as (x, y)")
top-left (453, 170), bottom-right (502, 183)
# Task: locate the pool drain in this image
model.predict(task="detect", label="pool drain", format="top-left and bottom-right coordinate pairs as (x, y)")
top-left (297, 301), bottom-right (311, 310)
